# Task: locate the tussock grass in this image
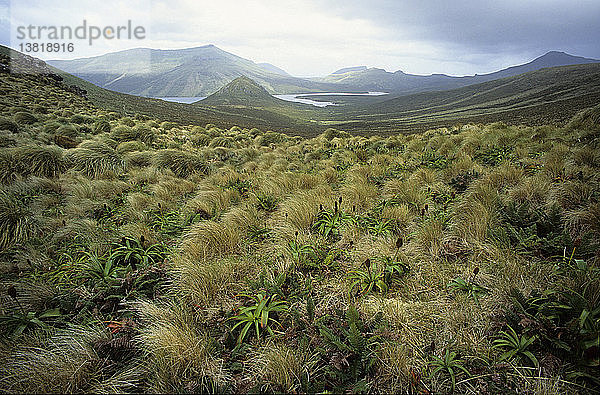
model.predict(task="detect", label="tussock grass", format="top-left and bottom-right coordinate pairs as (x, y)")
top-left (183, 187), bottom-right (240, 219)
top-left (384, 178), bottom-right (427, 208)
top-left (9, 144), bottom-right (67, 178)
top-left (340, 171), bottom-right (378, 211)
top-left (171, 256), bottom-right (260, 307)
top-left (0, 190), bottom-right (39, 250)
top-left (180, 205), bottom-right (258, 260)
top-left (249, 342), bottom-right (318, 393)
top-left (376, 342), bottom-right (413, 393)
top-left (2, 68), bottom-right (598, 393)
top-left (67, 141), bottom-right (125, 177)
top-left (0, 325), bottom-right (139, 394)
top-left (415, 218), bottom-right (445, 259)
top-left (275, 186), bottom-right (333, 232)
top-left (137, 301), bottom-right (230, 393)
top-left (153, 149), bottom-right (209, 178)
top-left (451, 180), bottom-right (500, 243)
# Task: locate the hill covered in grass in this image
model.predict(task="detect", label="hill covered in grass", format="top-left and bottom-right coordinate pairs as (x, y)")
top-left (320, 62), bottom-right (600, 134)
top-left (1, 48), bottom-right (600, 394)
top-left (317, 51), bottom-right (600, 94)
top-left (200, 75), bottom-right (286, 106)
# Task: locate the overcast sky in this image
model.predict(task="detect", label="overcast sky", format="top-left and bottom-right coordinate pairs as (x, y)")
top-left (1, 0), bottom-right (599, 77)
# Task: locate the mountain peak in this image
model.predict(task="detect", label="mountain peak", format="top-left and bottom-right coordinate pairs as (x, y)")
top-left (200, 75), bottom-right (279, 106)
top-left (531, 51), bottom-right (599, 66)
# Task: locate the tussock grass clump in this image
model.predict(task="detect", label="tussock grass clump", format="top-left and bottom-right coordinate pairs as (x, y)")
top-left (124, 150), bottom-right (154, 167)
top-left (209, 136), bottom-right (236, 148)
top-left (0, 116), bottom-right (18, 132)
top-left (116, 140), bottom-right (146, 154)
top-left (171, 255), bottom-right (261, 307)
top-left (183, 187), bottom-right (239, 219)
top-left (66, 141), bottom-right (125, 177)
top-left (11, 144), bottom-right (67, 178)
top-left (112, 124), bottom-right (156, 144)
top-left (13, 111), bottom-right (37, 125)
top-left (249, 342), bottom-right (317, 393)
top-left (376, 342), bottom-right (413, 392)
top-left (190, 133), bottom-right (211, 147)
top-left (181, 221), bottom-right (240, 260)
top-left (340, 171), bottom-right (378, 211)
top-left (0, 325), bottom-right (139, 394)
top-left (0, 190), bottom-right (38, 250)
top-left (138, 301), bottom-right (230, 393)
top-left (153, 149), bottom-right (209, 178)
top-left (276, 186), bottom-right (333, 232)
top-left (567, 103), bottom-right (600, 130)
top-left (180, 205), bottom-right (258, 260)
top-left (93, 119), bottom-right (111, 134)
top-left (56, 124), bottom-right (79, 138)
top-left (451, 181), bottom-right (500, 243)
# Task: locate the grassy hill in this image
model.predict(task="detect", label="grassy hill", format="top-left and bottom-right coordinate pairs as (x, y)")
top-left (318, 63), bottom-right (600, 134)
top-left (200, 75), bottom-right (287, 106)
top-left (1, 43), bottom-right (600, 394)
top-left (48, 45), bottom-right (346, 96)
top-left (318, 51), bottom-right (600, 95)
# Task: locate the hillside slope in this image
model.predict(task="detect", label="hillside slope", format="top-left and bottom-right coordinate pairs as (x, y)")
top-left (319, 51), bottom-right (600, 94)
top-left (321, 62), bottom-right (600, 134)
top-left (199, 75), bottom-right (286, 106)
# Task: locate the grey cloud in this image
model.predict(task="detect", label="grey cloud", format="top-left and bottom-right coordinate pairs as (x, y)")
top-left (321, 0), bottom-right (600, 59)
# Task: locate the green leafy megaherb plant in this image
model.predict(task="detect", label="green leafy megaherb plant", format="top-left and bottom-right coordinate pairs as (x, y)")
top-left (230, 292), bottom-right (287, 344)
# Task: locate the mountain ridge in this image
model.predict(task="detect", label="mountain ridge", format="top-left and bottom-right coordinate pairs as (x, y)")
top-left (48, 45), bottom-right (344, 96)
top-left (319, 51), bottom-right (600, 93)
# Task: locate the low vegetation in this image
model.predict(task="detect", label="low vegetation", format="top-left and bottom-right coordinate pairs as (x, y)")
top-left (0, 53), bottom-right (599, 394)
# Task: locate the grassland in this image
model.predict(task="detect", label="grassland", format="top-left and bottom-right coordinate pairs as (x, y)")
top-left (1, 50), bottom-right (600, 394)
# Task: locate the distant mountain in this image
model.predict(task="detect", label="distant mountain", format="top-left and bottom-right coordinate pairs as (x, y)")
top-left (327, 63), bottom-right (600, 134)
top-left (48, 45), bottom-right (342, 96)
top-left (200, 75), bottom-right (285, 106)
top-left (480, 51), bottom-right (600, 79)
top-left (332, 66), bottom-right (367, 74)
top-left (256, 62), bottom-right (291, 76)
top-left (319, 51), bottom-right (600, 94)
